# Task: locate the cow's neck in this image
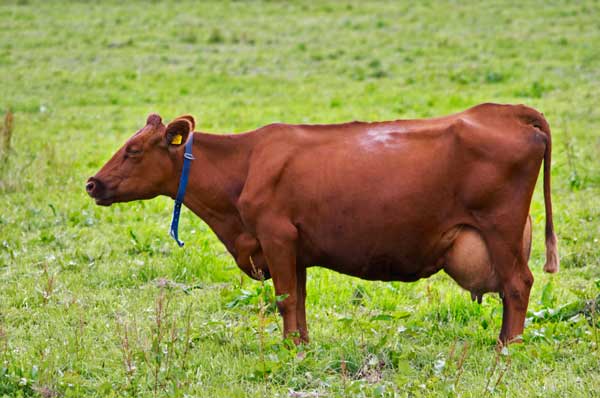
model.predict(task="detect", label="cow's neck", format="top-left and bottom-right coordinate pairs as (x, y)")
top-left (170, 132), bottom-right (254, 255)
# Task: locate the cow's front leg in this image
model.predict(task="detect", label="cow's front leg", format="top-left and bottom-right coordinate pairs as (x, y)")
top-left (296, 266), bottom-right (309, 343)
top-left (258, 222), bottom-right (300, 342)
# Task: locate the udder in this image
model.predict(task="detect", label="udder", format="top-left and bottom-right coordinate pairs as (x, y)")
top-left (443, 216), bottom-right (532, 302)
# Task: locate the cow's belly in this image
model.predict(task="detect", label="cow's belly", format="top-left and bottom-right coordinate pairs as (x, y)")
top-left (296, 218), bottom-right (460, 282)
top-left (311, 251), bottom-right (446, 282)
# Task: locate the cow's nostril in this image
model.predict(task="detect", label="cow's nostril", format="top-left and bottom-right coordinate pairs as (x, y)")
top-left (86, 181), bottom-right (95, 193)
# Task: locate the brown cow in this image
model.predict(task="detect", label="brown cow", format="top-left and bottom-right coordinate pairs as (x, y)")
top-left (87, 103), bottom-right (559, 345)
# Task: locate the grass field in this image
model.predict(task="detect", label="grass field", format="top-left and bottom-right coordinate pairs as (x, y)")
top-left (1, 0), bottom-right (599, 396)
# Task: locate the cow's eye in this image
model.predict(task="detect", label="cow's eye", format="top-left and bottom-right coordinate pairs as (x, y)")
top-left (125, 146), bottom-right (142, 155)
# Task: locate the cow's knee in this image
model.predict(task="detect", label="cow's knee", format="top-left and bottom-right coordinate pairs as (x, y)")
top-left (276, 300), bottom-right (284, 316)
top-left (522, 268), bottom-right (534, 289)
top-left (503, 269), bottom-right (533, 309)
top-left (276, 297), bottom-right (296, 317)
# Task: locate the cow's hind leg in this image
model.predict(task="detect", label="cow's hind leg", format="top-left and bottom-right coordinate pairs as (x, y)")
top-left (497, 251), bottom-right (533, 344)
top-left (487, 227), bottom-right (534, 345)
top-left (444, 216), bottom-right (533, 344)
top-left (496, 215), bottom-right (534, 344)
top-left (522, 215), bottom-right (532, 265)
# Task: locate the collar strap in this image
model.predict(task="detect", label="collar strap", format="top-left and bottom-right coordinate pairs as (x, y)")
top-left (169, 133), bottom-right (195, 247)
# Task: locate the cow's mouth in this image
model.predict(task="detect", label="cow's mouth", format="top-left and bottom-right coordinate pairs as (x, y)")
top-left (94, 197), bottom-right (114, 206)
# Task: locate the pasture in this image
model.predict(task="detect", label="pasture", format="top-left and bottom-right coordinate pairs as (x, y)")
top-left (1, 0), bottom-right (599, 396)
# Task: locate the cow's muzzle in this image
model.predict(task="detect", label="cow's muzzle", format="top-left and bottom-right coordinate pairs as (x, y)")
top-left (86, 177), bottom-right (113, 206)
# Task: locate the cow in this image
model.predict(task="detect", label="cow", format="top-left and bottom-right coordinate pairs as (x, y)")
top-left (86, 103), bottom-right (559, 346)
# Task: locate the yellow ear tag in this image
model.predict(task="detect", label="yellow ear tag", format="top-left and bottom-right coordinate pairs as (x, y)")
top-left (171, 134), bottom-right (183, 145)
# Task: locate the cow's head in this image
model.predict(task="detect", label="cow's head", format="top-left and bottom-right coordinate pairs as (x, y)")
top-left (86, 113), bottom-right (195, 206)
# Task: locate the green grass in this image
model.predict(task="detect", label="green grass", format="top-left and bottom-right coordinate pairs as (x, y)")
top-left (1, 0), bottom-right (599, 396)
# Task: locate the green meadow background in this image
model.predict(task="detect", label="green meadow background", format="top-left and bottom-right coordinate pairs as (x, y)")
top-left (1, 1), bottom-right (599, 397)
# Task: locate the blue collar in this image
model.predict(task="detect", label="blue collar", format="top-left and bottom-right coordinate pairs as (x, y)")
top-left (169, 133), bottom-right (195, 247)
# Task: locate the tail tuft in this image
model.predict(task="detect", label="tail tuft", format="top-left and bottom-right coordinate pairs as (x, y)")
top-left (543, 231), bottom-right (559, 273)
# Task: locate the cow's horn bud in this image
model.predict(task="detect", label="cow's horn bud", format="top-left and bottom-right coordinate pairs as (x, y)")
top-left (146, 113), bottom-right (162, 126)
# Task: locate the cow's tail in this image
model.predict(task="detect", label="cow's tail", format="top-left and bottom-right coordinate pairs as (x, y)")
top-left (530, 110), bottom-right (559, 273)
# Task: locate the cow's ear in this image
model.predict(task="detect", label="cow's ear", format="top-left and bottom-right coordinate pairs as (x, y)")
top-left (164, 116), bottom-right (194, 147)
top-left (174, 114), bottom-right (195, 131)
